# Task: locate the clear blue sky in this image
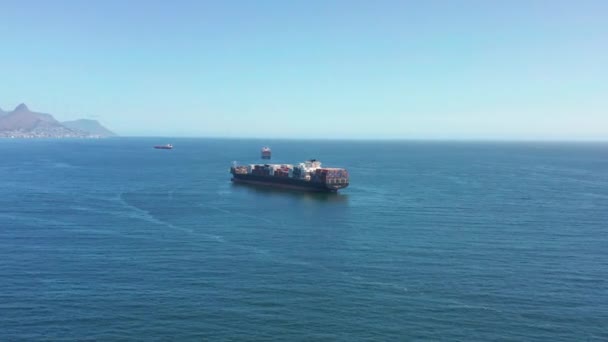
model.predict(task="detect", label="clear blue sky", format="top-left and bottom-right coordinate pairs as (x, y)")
top-left (1, 0), bottom-right (606, 139)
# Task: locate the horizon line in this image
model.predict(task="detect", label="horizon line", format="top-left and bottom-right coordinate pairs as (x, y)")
top-left (112, 136), bottom-right (608, 143)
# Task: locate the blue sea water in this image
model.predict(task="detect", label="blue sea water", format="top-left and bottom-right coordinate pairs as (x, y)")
top-left (1, 138), bottom-right (607, 341)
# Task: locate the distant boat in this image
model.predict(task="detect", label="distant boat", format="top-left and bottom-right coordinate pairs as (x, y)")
top-left (261, 146), bottom-right (271, 159)
top-left (154, 144), bottom-right (173, 150)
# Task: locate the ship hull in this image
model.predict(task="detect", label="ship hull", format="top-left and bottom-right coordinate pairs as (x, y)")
top-left (231, 173), bottom-right (348, 192)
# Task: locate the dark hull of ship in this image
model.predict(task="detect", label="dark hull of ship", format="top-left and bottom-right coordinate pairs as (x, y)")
top-left (231, 173), bottom-right (348, 192)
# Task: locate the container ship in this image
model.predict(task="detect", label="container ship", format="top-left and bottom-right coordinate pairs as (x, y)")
top-left (230, 159), bottom-right (349, 192)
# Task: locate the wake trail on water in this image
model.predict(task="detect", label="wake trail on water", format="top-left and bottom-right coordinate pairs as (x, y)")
top-left (114, 191), bottom-right (424, 286)
top-left (0, 211), bottom-right (155, 241)
top-left (115, 192), bottom-right (197, 235)
top-left (196, 203), bottom-right (315, 265)
top-left (8, 200), bottom-right (500, 314)
top-left (197, 203), bottom-right (278, 225)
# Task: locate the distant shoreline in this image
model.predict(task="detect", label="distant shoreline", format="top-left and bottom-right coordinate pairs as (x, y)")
top-left (1, 136), bottom-right (606, 143)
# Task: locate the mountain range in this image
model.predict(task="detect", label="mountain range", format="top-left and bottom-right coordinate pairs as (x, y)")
top-left (0, 104), bottom-right (116, 138)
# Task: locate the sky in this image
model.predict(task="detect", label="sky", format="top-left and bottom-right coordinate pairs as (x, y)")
top-left (1, 0), bottom-right (606, 139)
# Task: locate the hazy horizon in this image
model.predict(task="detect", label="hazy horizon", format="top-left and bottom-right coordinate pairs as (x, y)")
top-left (1, 1), bottom-right (606, 140)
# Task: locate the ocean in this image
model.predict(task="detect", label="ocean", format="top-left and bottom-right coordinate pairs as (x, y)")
top-left (1, 138), bottom-right (607, 341)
